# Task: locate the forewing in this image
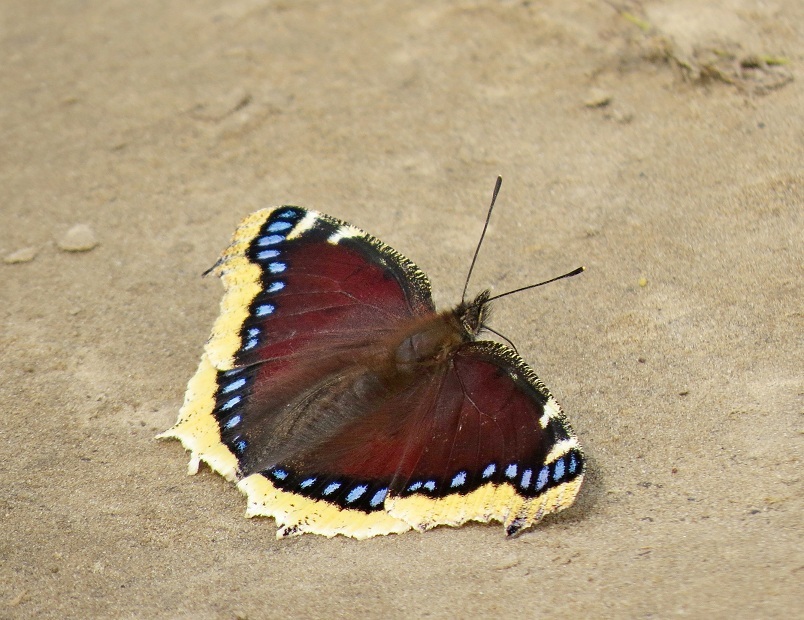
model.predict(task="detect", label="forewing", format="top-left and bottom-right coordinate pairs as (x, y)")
top-left (205, 206), bottom-right (433, 370)
top-left (159, 206), bottom-right (434, 482)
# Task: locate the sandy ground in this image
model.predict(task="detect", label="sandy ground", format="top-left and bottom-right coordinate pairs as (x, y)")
top-left (2, 1), bottom-right (802, 618)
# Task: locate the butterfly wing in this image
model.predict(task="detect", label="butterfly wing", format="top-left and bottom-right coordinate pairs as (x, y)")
top-left (159, 206), bottom-right (434, 483)
top-left (242, 341), bottom-right (584, 538)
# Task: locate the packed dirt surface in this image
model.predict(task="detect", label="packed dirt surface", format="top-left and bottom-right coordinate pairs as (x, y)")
top-left (2, 1), bottom-right (801, 618)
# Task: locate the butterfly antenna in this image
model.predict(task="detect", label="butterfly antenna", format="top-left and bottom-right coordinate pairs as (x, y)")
top-left (201, 260), bottom-right (220, 277)
top-left (487, 266), bottom-right (585, 302)
top-left (482, 324), bottom-right (519, 354)
top-left (462, 175), bottom-right (503, 303)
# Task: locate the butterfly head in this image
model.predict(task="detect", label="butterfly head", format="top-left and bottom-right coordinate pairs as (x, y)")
top-left (457, 290), bottom-right (491, 338)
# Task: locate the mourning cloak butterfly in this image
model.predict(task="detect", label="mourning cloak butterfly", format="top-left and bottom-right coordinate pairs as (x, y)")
top-left (160, 182), bottom-right (585, 538)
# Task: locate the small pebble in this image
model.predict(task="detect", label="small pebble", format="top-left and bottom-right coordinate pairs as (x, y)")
top-left (3, 246), bottom-right (38, 264)
top-left (584, 88), bottom-right (612, 108)
top-left (58, 224), bottom-right (98, 252)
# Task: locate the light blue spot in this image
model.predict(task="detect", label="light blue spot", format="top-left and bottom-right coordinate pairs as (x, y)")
top-left (223, 368), bottom-right (243, 377)
top-left (553, 458), bottom-right (566, 482)
top-left (482, 463), bottom-right (496, 479)
top-left (370, 488), bottom-right (388, 507)
top-left (569, 453), bottom-right (578, 474)
top-left (505, 463), bottom-right (518, 479)
top-left (255, 304), bottom-right (275, 317)
top-left (276, 209), bottom-right (296, 219)
top-left (256, 249), bottom-right (280, 261)
top-left (423, 480), bottom-right (436, 492)
top-left (223, 415), bottom-right (241, 430)
top-left (220, 396), bottom-right (241, 411)
top-left (268, 262), bottom-right (286, 273)
top-left (256, 235), bottom-right (284, 247)
top-left (221, 377), bottom-right (246, 394)
top-left (346, 485), bottom-right (368, 503)
top-left (521, 469), bottom-right (533, 489)
top-left (407, 481), bottom-right (422, 492)
top-left (272, 468), bottom-right (288, 480)
top-left (300, 477), bottom-right (316, 488)
top-left (242, 338), bottom-right (258, 351)
top-left (233, 438), bottom-right (247, 454)
top-left (268, 221), bottom-right (293, 232)
top-left (244, 328), bottom-right (259, 344)
top-left (450, 471), bottom-right (467, 488)
top-left (267, 281), bottom-right (285, 293)
top-left (536, 466), bottom-right (549, 491)
top-left (323, 482), bottom-right (341, 495)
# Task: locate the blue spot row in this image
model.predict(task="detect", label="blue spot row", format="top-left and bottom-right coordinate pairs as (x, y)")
top-left (254, 208), bottom-right (300, 254)
top-left (393, 452), bottom-right (583, 498)
top-left (265, 467), bottom-right (392, 512)
top-left (258, 449), bottom-right (583, 510)
top-left (215, 364), bottom-right (254, 440)
top-left (240, 209), bottom-right (302, 356)
top-left (523, 452), bottom-right (581, 494)
top-left (406, 479), bottom-right (438, 493)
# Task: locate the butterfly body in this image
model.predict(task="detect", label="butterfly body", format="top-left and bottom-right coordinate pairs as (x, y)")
top-left (160, 205), bottom-right (584, 538)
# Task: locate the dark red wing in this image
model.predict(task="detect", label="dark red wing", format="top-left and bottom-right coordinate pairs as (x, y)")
top-left (227, 206), bottom-right (433, 368)
top-left (262, 341), bottom-right (584, 535)
top-left (201, 207), bottom-right (435, 475)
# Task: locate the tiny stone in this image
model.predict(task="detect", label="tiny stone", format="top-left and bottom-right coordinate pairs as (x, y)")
top-left (608, 108), bottom-right (634, 124)
top-left (58, 224), bottom-right (98, 252)
top-left (584, 88), bottom-right (612, 108)
top-left (3, 246), bottom-right (38, 264)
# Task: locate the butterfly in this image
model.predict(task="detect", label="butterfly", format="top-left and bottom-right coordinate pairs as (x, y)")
top-left (159, 178), bottom-right (585, 539)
